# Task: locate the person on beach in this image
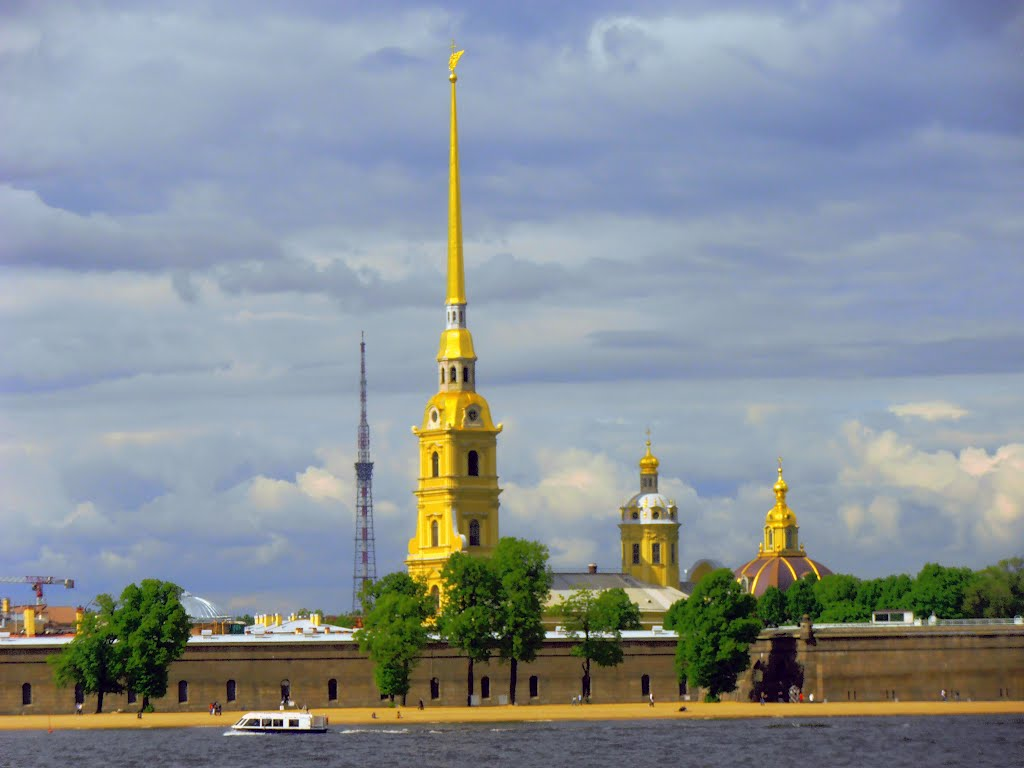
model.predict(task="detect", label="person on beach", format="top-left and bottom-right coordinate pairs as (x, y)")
top-left (649, 692), bottom-right (655, 707)
top-left (418, 699), bottom-right (424, 710)
top-left (940, 689), bottom-right (947, 701)
top-left (759, 692), bottom-right (766, 706)
top-left (75, 702), bottom-right (83, 715)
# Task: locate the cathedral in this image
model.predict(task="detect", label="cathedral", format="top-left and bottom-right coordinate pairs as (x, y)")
top-left (403, 49), bottom-right (830, 614)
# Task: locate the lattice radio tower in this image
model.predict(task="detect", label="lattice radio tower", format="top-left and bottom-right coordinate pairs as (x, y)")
top-left (352, 332), bottom-right (377, 612)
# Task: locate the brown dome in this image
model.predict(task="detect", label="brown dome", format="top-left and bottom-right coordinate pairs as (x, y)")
top-left (734, 555), bottom-right (832, 597)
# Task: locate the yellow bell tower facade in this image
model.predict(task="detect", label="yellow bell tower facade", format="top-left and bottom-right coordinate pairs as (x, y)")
top-left (619, 438), bottom-right (681, 588)
top-left (406, 49), bottom-right (503, 599)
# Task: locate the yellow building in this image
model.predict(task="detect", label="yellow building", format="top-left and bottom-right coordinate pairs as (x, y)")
top-left (406, 50), bottom-right (503, 600)
top-left (618, 438), bottom-right (681, 588)
top-left (734, 460), bottom-right (832, 596)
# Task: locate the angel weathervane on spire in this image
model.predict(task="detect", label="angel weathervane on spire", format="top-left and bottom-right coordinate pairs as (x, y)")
top-left (449, 40), bottom-right (464, 72)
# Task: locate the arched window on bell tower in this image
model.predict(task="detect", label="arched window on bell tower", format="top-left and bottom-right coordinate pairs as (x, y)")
top-left (432, 451), bottom-right (439, 478)
top-left (468, 450), bottom-right (479, 476)
top-left (469, 519), bottom-right (480, 546)
top-left (431, 520), bottom-right (439, 547)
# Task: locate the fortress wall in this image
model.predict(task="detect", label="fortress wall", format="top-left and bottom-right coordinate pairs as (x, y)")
top-left (1, 625), bottom-right (1021, 715)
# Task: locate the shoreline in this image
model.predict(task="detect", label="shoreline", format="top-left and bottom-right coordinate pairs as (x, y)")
top-left (2, 700), bottom-right (1023, 731)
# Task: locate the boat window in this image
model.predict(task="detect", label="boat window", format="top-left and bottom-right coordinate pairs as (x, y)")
top-left (245, 719), bottom-right (260, 727)
top-left (272, 719), bottom-right (284, 727)
top-left (288, 719), bottom-right (300, 727)
top-left (262, 719), bottom-right (272, 726)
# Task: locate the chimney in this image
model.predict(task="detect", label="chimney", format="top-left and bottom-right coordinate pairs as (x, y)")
top-left (587, 563), bottom-right (598, 574)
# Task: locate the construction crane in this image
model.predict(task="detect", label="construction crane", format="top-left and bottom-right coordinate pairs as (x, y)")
top-left (0, 576), bottom-right (75, 605)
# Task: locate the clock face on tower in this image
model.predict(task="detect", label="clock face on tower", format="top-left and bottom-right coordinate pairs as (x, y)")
top-left (466, 407), bottom-right (479, 423)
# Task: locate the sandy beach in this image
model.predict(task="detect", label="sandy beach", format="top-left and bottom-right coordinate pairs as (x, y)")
top-left (3, 699), bottom-right (1022, 731)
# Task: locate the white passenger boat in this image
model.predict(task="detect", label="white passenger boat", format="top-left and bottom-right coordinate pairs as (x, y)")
top-left (231, 711), bottom-right (329, 733)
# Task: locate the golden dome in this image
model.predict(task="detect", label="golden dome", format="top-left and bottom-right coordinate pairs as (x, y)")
top-left (639, 438), bottom-right (660, 475)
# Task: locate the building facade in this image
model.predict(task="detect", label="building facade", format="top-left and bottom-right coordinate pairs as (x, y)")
top-left (619, 439), bottom-right (681, 588)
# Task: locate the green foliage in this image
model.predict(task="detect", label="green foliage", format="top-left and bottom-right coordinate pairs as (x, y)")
top-left (673, 569), bottom-right (761, 701)
top-left (491, 537), bottom-right (553, 704)
top-left (355, 573), bottom-right (434, 705)
top-left (785, 575), bottom-right (821, 621)
top-left (663, 599), bottom-right (686, 631)
top-left (116, 580), bottom-right (192, 711)
top-left (908, 563), bottom-right (976, 620)
top-left (755, 586), bottom-right (788, 627)
top-left (236, 614), bottom-right (255, 627)
top-left (813, 574), bottom-right (869, 623)
top-left (559, 587), bottom-right (641, 699)
top-left (48, 594), bottom-right (122, 713)
top-left (437, 553), bottom-right (502, 705)
top-left (961, 558), bottom-right (1024, 618)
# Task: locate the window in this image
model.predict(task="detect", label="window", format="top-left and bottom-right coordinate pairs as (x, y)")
top-left (652, 543), bottom-right (661, 565)
top-left (469, 519), bottom-right (480, 546)
top-left (178, 680), bottom-right (188, 703)
top-left (632, 543), bottom-right (640, 565)
top-left (641, 674), bottom-right (651, 697)
top-left (481, 676), bottom-right (490, 699)
top-left (127, 690), bottom-right (137, 705)
top-left (468, 450), bottom-right (479, 476)
top-left (450, 366), bottom-right (457, 382)
top-left (440, 368), bottom-right (445, 384)
top-left (463, 366), bottom-right (470, 383)
top-left (75, 683), bottom-right (84, 705)
top-left (631, 511), bottom-right (639, 520)
top-left (328, 679), bottom-right (338, 702)
top-left (529, 676), bottom-right (539, 699)
top-left (679, 679), bottom-right (687, 697)
top-left (671, 543), bottom-right (676, 565)
top-left (431, 520), bottom-right (439, 547)
top-left (652, 510), bottom-right (660, 519)
top-left (227, 680), bottom-right (237, 702)
top-left (766, 528), bottom-right (773, 548)
top-left (21, 683), bottom-right (31, 706)
top-left (430, 677), bottom-right (440, 700)
top-left (431, 451), bottom-right (439, 478)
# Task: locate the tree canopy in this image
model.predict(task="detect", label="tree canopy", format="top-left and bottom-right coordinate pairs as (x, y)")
top-left (50, 580), bottom-right (190, 713)
top-left (559, 587), bottom-right (641, 701)
top-left (437, 552), bottom-right (502, 705)
top-left (671, 568), bottom-right (761, 701)
top-left (48, 594), bottom-right (122, 713)
top-left (492, 537), bottom-right (553, 705)
top-left (116, 580), bottom-right (193, 712)
top-left (355, 572), bottom-right (434, 705)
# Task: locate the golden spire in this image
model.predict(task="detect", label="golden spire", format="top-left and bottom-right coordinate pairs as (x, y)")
top-left (446, 42), bottom-right (466, 306)
top-left (774, 456), bottom-right (788, 499)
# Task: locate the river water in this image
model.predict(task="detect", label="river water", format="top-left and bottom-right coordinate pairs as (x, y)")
top-left (3, 716), bottom-right (1019, 767)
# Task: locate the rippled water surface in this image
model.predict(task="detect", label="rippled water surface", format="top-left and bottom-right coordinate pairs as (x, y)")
top-left (3, 716), bottom-right (1020, 768)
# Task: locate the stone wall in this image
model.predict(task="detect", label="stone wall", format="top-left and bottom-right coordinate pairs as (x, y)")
top-left (2, 623), bottom-right (1022, 715)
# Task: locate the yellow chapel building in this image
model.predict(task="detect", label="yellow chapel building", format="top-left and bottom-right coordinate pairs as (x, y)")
top-left (405, 50), bottom-right (503, 600)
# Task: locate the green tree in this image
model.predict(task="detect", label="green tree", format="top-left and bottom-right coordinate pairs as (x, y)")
top-left (115, 580), bottom-right (192, 713)
top-left (355, 572), bottom-right (433, 705)
top-left (908, 563), bottom-right (976, 620)
top-left (814, 574), bottom-right (869, 623)
top-left (785, 575), bottom-right (821, 622)
top-left (672, 569), bottom-right (761, 701)
top-left (962, 557), bottom-right (1024, 618)
top-left (559, 587), bottom-right (641, 701)
top-left (756, 586), bottom-right (788, 627)
top-left (492, 537), bottom-right (553, 705)
top-left (437, 553), bottom-right (502, 706)
top-left (864, 573), bottom-right (914, 612)
top-left (48, 594), bottom-right (123, 713)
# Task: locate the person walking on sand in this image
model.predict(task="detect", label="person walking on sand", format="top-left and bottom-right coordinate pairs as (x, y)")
top-left (649, 691), bottom-right (655, 707)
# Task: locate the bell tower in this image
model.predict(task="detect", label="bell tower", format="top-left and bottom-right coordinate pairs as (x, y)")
top-left (619, 436), bottom-right (681, 588)
top-left (406, 48), bottom-right (503, 600)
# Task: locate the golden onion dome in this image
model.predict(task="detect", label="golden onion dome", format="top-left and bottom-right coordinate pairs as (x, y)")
top-left (639, 438), bottom-right (660, 475)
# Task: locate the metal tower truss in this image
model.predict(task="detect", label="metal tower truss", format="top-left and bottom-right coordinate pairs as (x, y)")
top-left (352, 332), bottom-right (377, 612)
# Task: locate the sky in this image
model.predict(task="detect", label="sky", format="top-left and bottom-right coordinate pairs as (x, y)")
top-left (1, 1), bottom-right (1022, 617)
